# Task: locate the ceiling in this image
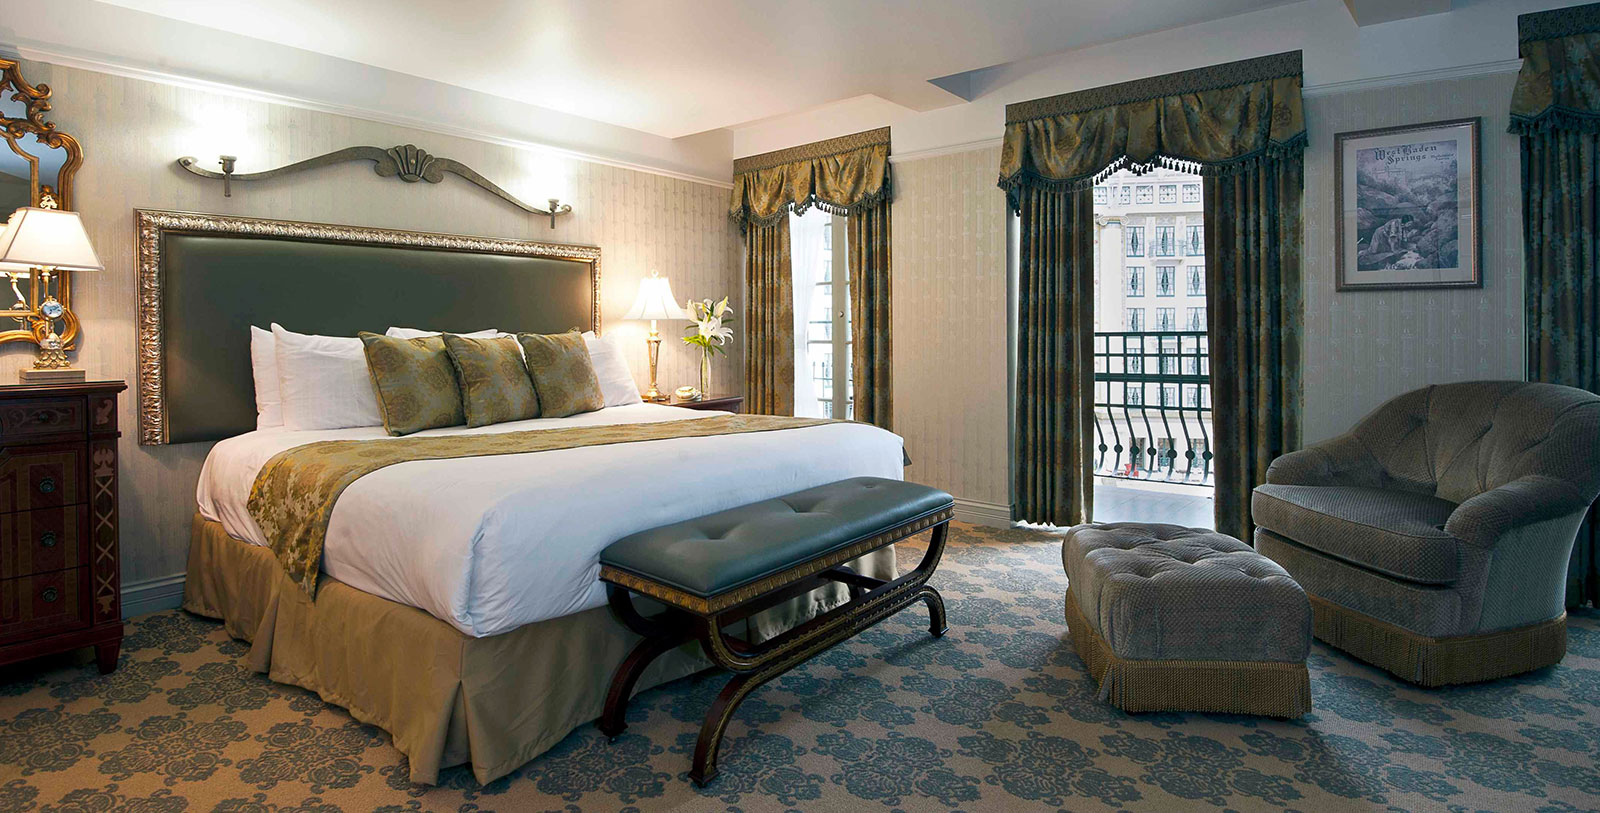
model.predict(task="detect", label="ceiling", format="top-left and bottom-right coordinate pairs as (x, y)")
top-left (98, 0), bottom-right (1291, 140)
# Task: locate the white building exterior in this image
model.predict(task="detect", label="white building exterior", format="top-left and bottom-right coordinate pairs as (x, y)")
top-left (1090, 166), bottom-right (1213, 484)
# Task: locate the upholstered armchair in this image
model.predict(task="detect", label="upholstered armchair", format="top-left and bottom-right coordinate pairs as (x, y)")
top-left (1253, 381), bottom-right (1600, 686)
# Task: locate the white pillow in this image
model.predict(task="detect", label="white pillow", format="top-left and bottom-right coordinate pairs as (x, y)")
top-left (385, 326), bottom-right (499, 339)
top-left (583, 331), bottom-right (642, 407)
top-left (250, 326), bottom-right (283, 428)
top-left (272, 324), bottom-right (384, 431)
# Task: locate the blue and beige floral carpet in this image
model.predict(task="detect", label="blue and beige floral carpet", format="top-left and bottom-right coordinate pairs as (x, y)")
top-left (3, 522), bottom-right (1599, 812)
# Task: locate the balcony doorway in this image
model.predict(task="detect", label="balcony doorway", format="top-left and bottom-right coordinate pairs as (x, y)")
top-left (1090, 166), bottom-right (1214, 529)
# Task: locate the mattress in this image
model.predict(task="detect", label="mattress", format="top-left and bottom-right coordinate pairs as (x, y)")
top-left (197, 403), bottom-right (905, 637)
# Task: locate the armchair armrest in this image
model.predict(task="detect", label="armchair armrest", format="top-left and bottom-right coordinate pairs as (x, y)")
top-left (1265, 434), bottom-right (1382, 488)
top-left (1446, 476), bottom-right (1593, 550)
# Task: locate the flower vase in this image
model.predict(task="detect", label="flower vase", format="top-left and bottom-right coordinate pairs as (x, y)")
top-left (698, 350), bottom-right (712, 397)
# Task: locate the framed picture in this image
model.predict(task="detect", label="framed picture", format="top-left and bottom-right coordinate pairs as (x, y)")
top-left (1335, 117), bottom-right (1481, 291)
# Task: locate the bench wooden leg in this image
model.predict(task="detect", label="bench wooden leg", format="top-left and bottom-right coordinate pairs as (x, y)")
top-left (688, 519), bottom-right (952, 785)
top-left (599, 631), bottom-right (690, 739)
top-left (600, 585), bottom-right (693, 739)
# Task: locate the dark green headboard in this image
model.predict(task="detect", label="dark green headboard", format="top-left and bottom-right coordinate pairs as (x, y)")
top-left (135, 210), bottom-right (601, 445)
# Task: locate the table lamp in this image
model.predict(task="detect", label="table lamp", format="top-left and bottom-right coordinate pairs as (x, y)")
top-left (0, 206), bottom-right (104, 382)
top-left (622, 270), bottom-right (689, 402)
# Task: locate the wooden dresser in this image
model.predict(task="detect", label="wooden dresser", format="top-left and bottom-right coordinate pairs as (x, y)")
top-left (0, 381), bottom-right (125, 674)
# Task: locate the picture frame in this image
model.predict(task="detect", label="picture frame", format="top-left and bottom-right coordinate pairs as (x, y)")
top-left (1335, 117), bottom-right (1481, 291)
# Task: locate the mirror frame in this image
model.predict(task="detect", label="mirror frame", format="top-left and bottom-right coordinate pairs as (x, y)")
top-left (0, 58), bottom-right (83, 349)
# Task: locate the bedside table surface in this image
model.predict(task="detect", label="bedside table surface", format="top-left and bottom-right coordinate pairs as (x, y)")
top-left (664, 394), bottom-right (744, 412)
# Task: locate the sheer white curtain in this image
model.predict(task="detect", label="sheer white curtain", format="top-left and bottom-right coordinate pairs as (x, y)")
top-left (789, 209), bottom-right (829, 418)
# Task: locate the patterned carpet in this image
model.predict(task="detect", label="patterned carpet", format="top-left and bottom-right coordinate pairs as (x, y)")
top-left (2, 522), bottom-right (1599, 812)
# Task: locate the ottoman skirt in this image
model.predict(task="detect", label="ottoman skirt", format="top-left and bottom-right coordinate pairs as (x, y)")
top-left (1065, 586), bottom-right (1312, 718)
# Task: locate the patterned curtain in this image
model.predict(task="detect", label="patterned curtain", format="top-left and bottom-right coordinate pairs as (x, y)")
top-left (1511, 3), bottom-right (1600, 608)
top-left (1013, 185), bottom-right (1096, 525)
top-left (1206, 158), bottom-right (1304, 541)
top-left (998, 52), bottom-right (1306, 534)
top-left (731, 128), bottom-right (893, 420)
top-left (743, 219), bottom-right (795, 416)
top-left (848, 199), bottom-right (893, 429)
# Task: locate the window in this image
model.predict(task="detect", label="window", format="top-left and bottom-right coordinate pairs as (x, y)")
top-left (1161, 385), bottom-right (1178, 406)
top-left (1185, 225), bottom-right (1203, 256)
top-left (1155, 307), bottom-right (1176, 331)
top-left (1125, 308), bottom-right (1144, 332)
top-left (1094, 186), bottom-right (1108, 205)
top-left (1187, 266), bottom-right (1205, 296)
top-left (1182, 184), bottom-right (1201, 203)
top-left (1125, 267), bottom-right (1144, 296)
top-left (1183, 386), bottom-right (1201, 408)
top-left (1135, 185), bottom-right (1154, 204)
top-left (1158, 184), bottom-right (1177, 203)
top-left (1126, 226), bottom-right (1144, 257)
top-left (1155, 266), bottom-right (1175, 297)
top-left (1126, 386), bottom-right (1143, 406)
top-left (1187, 306), bottom-right (1206, 332)
top-left (1118, 186), bottom-right (1131, 205)
top-left (1154, 226), bottom-right (1175, 257)
top-left (792, 210), bottom-right (851, 419)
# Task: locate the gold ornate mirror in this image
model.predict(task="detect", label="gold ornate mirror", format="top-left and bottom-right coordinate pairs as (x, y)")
top-left (0, 58), bottom-right (82, 349)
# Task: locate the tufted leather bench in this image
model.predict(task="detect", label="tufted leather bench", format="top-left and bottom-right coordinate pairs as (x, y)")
top-left (1063, 522), bottom-right (1312, 717)
top-left (597, 476), bottom-right (954, 786)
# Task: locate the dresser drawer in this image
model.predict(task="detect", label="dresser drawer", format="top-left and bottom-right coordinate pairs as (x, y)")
top-left (0, 443), bottom-right (84, 514)
top-left (0, 567), bottom-right (89, 643)
top-left (0, 397), bottom-right (86, 444)
top-left (0, 505), bottom-right (86, 579)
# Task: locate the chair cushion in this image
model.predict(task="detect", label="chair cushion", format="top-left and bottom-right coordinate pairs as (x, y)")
top-left (1252, 484), bottom-right (1460, 584)
top-left (601, 477), bottom-right (953, 599)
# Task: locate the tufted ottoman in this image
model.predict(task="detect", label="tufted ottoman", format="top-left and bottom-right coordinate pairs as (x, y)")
top-left (1062, 523), bottom-right (1312, 717)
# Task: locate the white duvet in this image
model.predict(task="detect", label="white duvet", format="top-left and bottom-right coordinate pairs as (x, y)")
top-left (196, 404), bottom-right (905, 637)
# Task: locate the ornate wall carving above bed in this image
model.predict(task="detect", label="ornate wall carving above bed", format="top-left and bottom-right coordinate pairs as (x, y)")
top-left (134, 209), bottom-right (601, 446)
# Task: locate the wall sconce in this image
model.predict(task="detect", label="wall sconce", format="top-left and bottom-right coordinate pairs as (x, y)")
top-left (541, 198), bottom-right (572, 229)
top-left (175, 145), bottom-right (576, 226)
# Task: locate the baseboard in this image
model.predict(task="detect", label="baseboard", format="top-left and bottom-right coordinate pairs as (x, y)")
top-left (954, 498), bottom-right (1013, 528)
top-left (122, 573), bottom-right (187, 619)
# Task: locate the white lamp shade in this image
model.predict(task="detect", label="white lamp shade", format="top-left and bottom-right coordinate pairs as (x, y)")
top-left (0, 207), bottom-right (103, 272)
top-left (622, 273), bottom-right (690, 321)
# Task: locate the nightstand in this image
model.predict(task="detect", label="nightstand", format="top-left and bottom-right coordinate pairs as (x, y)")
top-left (0, 380), bottom-right (126, 675)
top-left (665, 394), bottom-right (744, 413)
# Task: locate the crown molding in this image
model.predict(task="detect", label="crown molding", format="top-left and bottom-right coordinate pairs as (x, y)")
top-left (1301, 58), bottom-right (1523, 97)
top-left (11, 44), bottom-right (735, 190)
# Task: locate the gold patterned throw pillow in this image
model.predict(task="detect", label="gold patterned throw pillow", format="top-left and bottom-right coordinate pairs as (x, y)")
top-left (517, 331), bottom-right (605, 418)
top-left (443, 334), bottom-right (541, 427)
top-left (358, 332), bottom-right (466, 436)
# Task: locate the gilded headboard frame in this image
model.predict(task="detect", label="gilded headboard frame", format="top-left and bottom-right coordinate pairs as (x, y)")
top-left (134, 209), bottom-right (602, 445)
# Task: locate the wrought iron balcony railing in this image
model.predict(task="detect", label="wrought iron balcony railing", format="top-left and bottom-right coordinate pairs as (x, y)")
top-left (1092, 331), bottom-right (1213, 486)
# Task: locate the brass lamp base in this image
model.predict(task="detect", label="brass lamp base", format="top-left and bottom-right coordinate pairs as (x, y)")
top-left (641, 324), bottom-right (669, 402)
top-left (20, 335), bottom-right (85, 382)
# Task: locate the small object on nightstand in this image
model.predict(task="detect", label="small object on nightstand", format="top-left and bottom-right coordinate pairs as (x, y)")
top-left (665, 393), bottom-right (743, 413)
top-left (0, 380), bottom-right (126, 675)
top-left (0, 206), bottom-right (104, 383)
top-left (673, 385), bottom-right (702, 401)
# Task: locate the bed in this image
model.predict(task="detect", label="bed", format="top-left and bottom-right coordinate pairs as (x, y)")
top-left (136, 210), bottom-right (904, 784)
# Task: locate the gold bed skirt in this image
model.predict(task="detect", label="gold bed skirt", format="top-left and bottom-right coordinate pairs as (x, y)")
top-left (184, 513), bottom-right (894, 785)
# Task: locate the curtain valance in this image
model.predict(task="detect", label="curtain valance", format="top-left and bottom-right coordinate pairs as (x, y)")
top-left (997, 51), bottom-right (1306, 209)
top-left (1510, 2), bottom-right (1600, 135)
top-left (729, 127), bottom-right (891, 229)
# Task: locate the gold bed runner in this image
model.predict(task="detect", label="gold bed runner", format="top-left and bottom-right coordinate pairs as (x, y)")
top-left (248, 414), bottom-right (832, 596)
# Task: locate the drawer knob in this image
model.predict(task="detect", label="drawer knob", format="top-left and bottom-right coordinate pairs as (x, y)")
top-left (41, 586), bottom-right (58, 603)
top-left (37, 477), bottom-right (55, 494)
top-left (40, 531), bottom-right (56, 548)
